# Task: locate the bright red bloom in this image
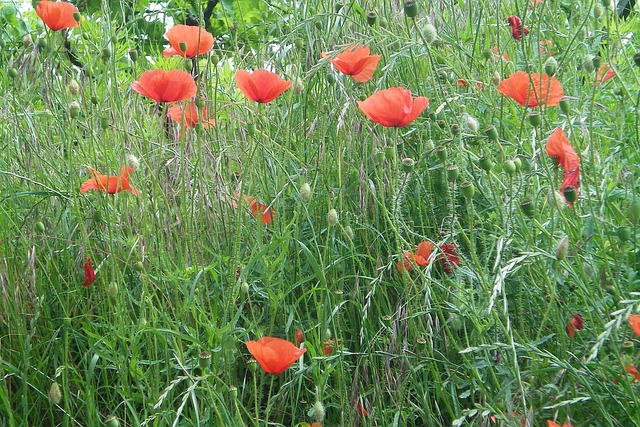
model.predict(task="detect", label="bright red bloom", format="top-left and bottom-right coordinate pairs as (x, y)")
top-left (358, 87), bottom-right (428, 128)
top-left (36, 0), bottom-right (79, 31)
top-left (547, 421), bottom-right (573, 427)
top-left (131, 69), bottom-right (197, 103)
top-left (498, 72), bottom-right (564, 107)
top-left (83, 256), bottom-right (95, 287)
top-left (80, 165), bottom-right (139, 195)
top-left (167, 102), bottom-right (215, 129)
top-left (545, 128), bottom-right (580, 205)
top-left (232, 194), bottom-right (274, 224)
top-left (439, 243), bottom-right (460, 274)
top-left (397, 250), bottom-right (415, 272)
top-left (235, 69), bottom-right (291, 103)
top-left (507, 16), bottom-right (529, 41)
top-left (567, 314), bottom-right (584, 339)
top-left (245, 337), bottom-right (306, 374)
top-left (296, 329), bottom-right (304, 346)
top-left (323, 44), bottom-right (381, 83)
top-left (629, 314), bottom-right (640, 336)
top-left (596, 63), bottom-right (615, 85)
top-left (163, 24), bottom-right (214, 58)
top-left (415, 241), bottom-right (435, 266)
top-left (627, 365), bottom-right (640, 381)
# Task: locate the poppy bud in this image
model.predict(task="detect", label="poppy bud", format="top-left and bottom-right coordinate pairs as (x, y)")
top-left (327, 209), bottom-right (339, 226)
top-left (404, 0), bottom-right (419, 18)
top-left (198, 350), bottom-right (211, 370)
top-left (325, 328), bottom-right (332, 340)
top-left (435, 146), bottom-right (447, 163)
top-left (294, 39), bottom-right (303, 50)
top-left (601, 0), bottom-right (610, 7)
top-left (520, 199), bottom-right (535, 218)
top-left (582, 54), bottom-right (596, 73)
top-left (8, 67), bottom-right (18, 79)
top-left (35, 221), bottom-right (46, 233)
top-left (139, 317), bottom-right (147, 327)
top-left (616, 226), bottom-right (631, 242)
top-left (559, 97), bottom-right (570, 114)
top-left (48, 382), bottom-right (62, 405)
top-left (592, 55), bottom-right (602, 70)
top-left (513, 156), bottom-right (522, 171)
top-left (485, 125), bottom-right (498, 141)
top-left (69, 101), bottom-right (81, 119)
top-left (384, 146), bottom-right (395, 160)
top-left (107, 281), bottom-right (118, 297)
top-left (325, 73), bottom-right (336, 84)
top-left (552, 191), bottom-right (565, 210)
top-left (528, 112), bottom-right (541, 127)
top-left (184, 60), bottom-right (193, 72)
top-left (293, 77), bottom-right (304, 95)
top-left (482, 48), bottom-right (492, 60)
top-left (100, 116), bottom-right (110, 130)
top-left (491, 71), bottom-right (501, 86)
top-left (366, 11), bottom-right (377, 26)
top-left (134, 261), bottom-right (144, 272)
top-left (402, 158), bottom-right (415, 173)
top-left (194, 98), bottom-right (206, 108)
top-left (23, 35), bottom-right (32, 48)
top-left (313, 401), bottom-right (326, 422)
top-left (423, 23), bottom-right (437, 43)
top-left (126, 154), bottom-right (140, 172)
top-left (424, 139), bottom-right (435, 152)
top-left (240, 280), bottom-right (249, 295)
top-left (129, 49), bottom-right (138, 62)
top-left (344, 225), bottom-right (354, 240)
top-left (460, 181), bottom-right (474, 198)
top-left (446, 164), bottom-right (459, 181)
top-left (544, 56), bottom-right (557, 76)
top-left (300, 183), bottom-right (312, 202)
top-left (194, 123), bottom-right (204, 132)
top-left (73, 11), bottom-right (81, 23)
top-left (179, 41), bottom-right (188, 53)
top-left (68, 79), bottom-right (80, 95)
top-left (634, 52), bottom-right (640, 67)
top-left (462, 113), bottom-right (479, 132)
top-left (37, 37), bottom-right (47, 50)
top-left (503, 160), bottom-right (516, 175)
top-left (563, 186), bottom-right (577, 204)
top-left (555, 235), bottom-right (569, 261)
top-left (314, 21), bottom-right (323, 30)
top-left (296, 329), bottom-right (304, 346)
top-left (104, 416), bottom-right (119, 427)
top-left (379, 17), bottom-right (388, 28)
top-left (478, 156), bottom-right (493, 171)
top-left (593, 2), bottom-right (604, 18)
top-left (101, 47), bottom-right (111, 62)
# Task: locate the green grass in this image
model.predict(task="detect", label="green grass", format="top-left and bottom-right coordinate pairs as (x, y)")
top-left (1, 0), bottom-right (640, 425)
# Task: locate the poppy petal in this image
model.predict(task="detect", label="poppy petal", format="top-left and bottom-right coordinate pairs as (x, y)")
top-left (36, 0), bottom-right (79, 31)
top-left (164, 24), bottom-right (215, 58)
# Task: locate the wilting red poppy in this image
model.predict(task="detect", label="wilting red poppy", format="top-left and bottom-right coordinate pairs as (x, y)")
top-left (547, 421), bottom-right (573, 427)
top-left (457, 79), bottom-right (484, 91)
top-left (80, 165), bottom-right (140, 195)
top-left (83, 256), bottom-right (95, 287)
top-left (629, 314), bottom-right (640, 336)
top-left (498, 72), bottom-right (564, 107)
top-left (507, 16), bottom-right (529, 41)
top-left (567, 314), bottom-right (584, 339)
top-left (545, 128), bottom-right (580, 205)
top-left (323, 338), bottom-right (340, 355)
top-left (131, 69), bottom-right (197, 103)
top-left (36, 0), bottom-right (79, 31)
top-left (596, 63), bottom-right (615, 85)
top-left (163, 24), bottom-right (214, 58)
top-left (245, 337), bottom-right (306, 374)
top-left (415, 241), bottom-right (435, 266)
top-left (296, 329), bottom-right (304, 346)
top-left (235, 69), bottom-right (291, 103)
top-left (232, 193), bottom-right (274, 224)
top-left (356, 398), bottom-right (368, 416)
top-left (358, 87), bottom-right (428, 128)
top-left (167, 102), bottom-right (215, 129)
top-left (439, 243), bottom-right (460, 274)
top-left (323, 44), bottom-right (381, 83)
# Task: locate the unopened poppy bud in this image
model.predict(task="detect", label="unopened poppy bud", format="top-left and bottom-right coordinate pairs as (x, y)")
top-left (478, 156), bottom-right (493, 171)
top-left (582, 54), bottom-right (596, 73)
top-left (325, 73), bottom-right (336, 84)
top-left (198, 350), bottom-right (211, 370)
top-left (450, 123), bottom-right (461, 136)
top-left (552, 191), bottom-right (565, 210)
top-left (73, 11), bottom-right (81, 23)
top-left (37, 37), bottom-right (47, 50)
top-left (555, 235), bottom-right (569, 261)
top-left (194, 97), bottom-right (206, 108)
top-left (513, 156), bottom-right (522, 171)
top-left (616, 226), bottom-right (631, 242)
top-left (462, 113), bottom-right (479, 132)
top-left (129, 49), bottom-right (138, 62)
top-left (100, 117), bottom-right (110, 130)
top-left (126, 154), bottom-right (140, 172)
top-left (134, 261), bottom-right (144, 272)
top-left (101, 47), bottom-right (111, 62)
top-left (23, 35), bottom-right (32, 48)
top-left (313, 401), bottom-right (326, 422)
top-left (240, 280), bottom-right (249, 295)
top-left (423, 23), bottom-right (437, 43)
top-left (491, 71), bottom-right (501, 86)
top-left (404, 0), bottom-right (419, 18)
top-left (344, 225), bottom-right (354, 240)
top-left (520, 199), bottom-right (535, 218)
top-left (179, 41), bottom-right (188, 53)
top-left (634, 52), bottom-right (640, 67)
top-left (460, 181), bottom-right (474, 198)
top-left (184, 60), bottom-right (193, 72)
top-left (366, 11), bottom-right (377, 26)
top-left (69, 101), bottom-right (81, 119)
top-left (48, 382), bottom-right (62, 405)
top-left (327, 208), bottom-right (339, 226)
top-left (503, 160), bottom-right (516, 175)
top-left (402, 157), bottom-right (415, 173)
top-left (435, 146), bottom-right (447, 162)
top-left (592, 55), bottom-right (602, 70)
top-left (107, 281), bottom-right (118, 297)
top-left (485, 125), bottom-right (498, 141)
top-left (379, 17), bottom-right (388, 28)
top-left (8, 67), bottom-right (18, 79)
top-left (563, 186), bottom-right (577, 203)
top-left (68, 79), bottom-right (80, 95)
top-left (482, 48), bottom-right (492, 60)
top-left (35, 221), bottom-right (45, 233)
top-left (593, 2), bottom-right (604, 17)
top-left (544, 56), bottom-right (557, 76)
top-left (446, 164), bottom-right (459, 181)
top-left (601, 0), bottom-right (611, 7)
top-left (300, 183), bottom-right (312, 202)
top-left (424, 139), bottom-right (434, 152)
top-left (528, 112), bottom-right (541, 127)
top-left (293, 77), bottom-right (304, 95)
top-left (559, 97), bottom-right (570, 114)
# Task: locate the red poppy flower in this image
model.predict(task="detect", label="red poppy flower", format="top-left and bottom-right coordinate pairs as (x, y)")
top-left (547, 421), bottom-right (573, 427)
top-left (498, 72), bottom-right (564, 107)
top-left (245, 337), bottom-right (306, 374)
top-left (545, 128), bottom-right (580, 204)
top-left (131, 69), bottom-right (197, 103)
top-left (439, 243), bottom-right (460, 274)
top-left (162, 24), bottom-right (214, 58)
top-left (626, 365), bottom-right (640, 381)
top-left (322, 338), bottom-right (340, 355)
top-left (629, 314), bottom-right (640, 336)
top-left (358, 87), bottom-right (428, 128)
top-left (36, 0), bottom-right (79, 31)
top-left (296, 329), bottom-right (304, 346)
top-left (323, 44), bottom-right (381, 83)
top-left (415, 241), bottom-right (435, 266)
top-left (80, 165), bottom-right (140, 195)
top-left (167, 102), bottom-right (215, 129)
top-left (83, 256), bottom-right (95, 287)
top-left (232, 194), bottom-right (274, 224)
top-left (397, 250), bottom-right (416, 272)
top-left (567, 314), bottom-right (584, 339)
top-left (235, 69), bottom-right (291, 103)
top-left (507, 16), bottom-right (529, 41)
top-left (596, 63), bottom-right (615, 85)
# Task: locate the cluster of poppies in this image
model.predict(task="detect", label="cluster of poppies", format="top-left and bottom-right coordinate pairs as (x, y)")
top-left (397, 241), bottom-right (460, 275)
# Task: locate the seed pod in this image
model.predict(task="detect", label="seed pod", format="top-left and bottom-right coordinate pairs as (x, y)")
top-left (404, 0), bottom-right (419, 18)
top-left (435, 146), bottom-right (447, 163)
top-left (129, 49), bottom-right (138, 62)
top-left (402, 158), bottom-right (415, 173)
top-left (528, 112), bottom-right (541, 127)
top-left (198, 351), bottom-right (211, 370)
top-left (520, 199), bottom-right (535, 218)
top-left (366, 11), bottom-right (377, 26)
top-left (300, 183), bottom-right (312, 202)
top-left (460, 181), bottom-right (474, 198)
top-left (485, 125), bottom-right (498, 141)
top-left (479, 156), bottom-right (493, 172)
top-left (563, 186), bottom-right (577, 204)
top-left (503, 160), bottom-right (516, 175)
top-left (446, 164), bottom-right (459, 181)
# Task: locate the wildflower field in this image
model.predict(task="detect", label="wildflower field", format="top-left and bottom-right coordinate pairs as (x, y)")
top-left (1, 0), bottom-right (640, 425)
